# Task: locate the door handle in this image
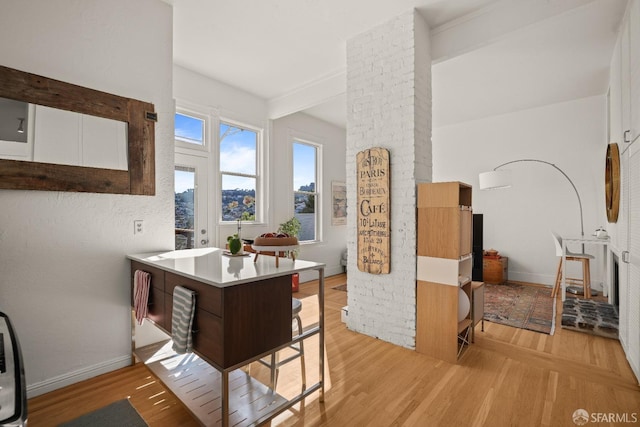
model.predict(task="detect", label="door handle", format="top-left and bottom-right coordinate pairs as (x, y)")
top-left (624, 130), bottom-right (631, 143)
top-left (622, 250), bottom-right (630, 263)
top-left (201, 239), bottom-right (208, 245)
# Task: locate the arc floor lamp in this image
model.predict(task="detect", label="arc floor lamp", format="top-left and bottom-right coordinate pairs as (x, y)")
top-left (478, 159), bottom-right (584, 239)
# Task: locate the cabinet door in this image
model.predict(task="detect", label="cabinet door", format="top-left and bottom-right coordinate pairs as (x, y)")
top-left (460, 208), bottom-right (472, 257)
top-left (610, 27), bottom-right (623, 145)
top-left (626, 140), bottom-right (640, 377)
top-left (630, 0), bottom-right (640, 142)
top-left (418, 207), bottom-right (462, 259)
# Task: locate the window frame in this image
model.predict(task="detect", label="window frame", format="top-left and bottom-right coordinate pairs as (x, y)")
top-left (292, 138), bottom-right (322, 243)
top-left (218, 117), bottom-right (263, 224)
top-left (174, 108), bottom-right (208, 152)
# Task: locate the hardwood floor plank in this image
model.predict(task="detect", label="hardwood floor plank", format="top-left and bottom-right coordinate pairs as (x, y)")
top-left (28, 275), bottom-right (640, 426)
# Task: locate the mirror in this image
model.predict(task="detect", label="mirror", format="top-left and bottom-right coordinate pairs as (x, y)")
top-left (0, 97), bottom-right (128, 170)
top-left (0, 65), bottom-right (156, 195)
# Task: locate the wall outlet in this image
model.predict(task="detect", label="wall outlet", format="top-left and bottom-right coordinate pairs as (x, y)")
top-left (134, 220), bottom-right (143, 235)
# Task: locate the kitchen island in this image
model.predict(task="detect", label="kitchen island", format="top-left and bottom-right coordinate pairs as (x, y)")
top-left (127, 248), bottom-right (325, 427)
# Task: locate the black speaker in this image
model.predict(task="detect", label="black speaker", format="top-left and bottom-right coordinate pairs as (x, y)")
top-left (472, 214), bottom-right (483, 281)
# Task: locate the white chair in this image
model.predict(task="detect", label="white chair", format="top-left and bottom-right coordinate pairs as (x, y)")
top-left (551, 232), bottom-right (594, 298)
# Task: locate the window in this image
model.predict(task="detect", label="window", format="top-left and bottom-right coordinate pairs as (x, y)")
top-left (175, 112), bottom-right (205, 146)
top-left (174, 166), bottom-right (195, 249)
top-left (220, 121), bottom-right (260, 222)
top-left (293, 141), bottom-right (319, 242)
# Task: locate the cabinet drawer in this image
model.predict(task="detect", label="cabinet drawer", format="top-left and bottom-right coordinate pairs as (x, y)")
top-left (164, 295), bottom-right (223, 367)
top-left (131, 261), bottom-right (165, 291)
top-left (147, 285), bottom-right (166, 330)
top-left (165, 272), bottom-right (222, 317)
top-left (192, 309), bottom-right (223, 367)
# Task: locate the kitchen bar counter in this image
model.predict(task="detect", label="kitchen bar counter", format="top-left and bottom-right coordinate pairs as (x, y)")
top-left (127, 248), bottom-right (325, 427)
top-left (128, 247), bottom-right (323, 287)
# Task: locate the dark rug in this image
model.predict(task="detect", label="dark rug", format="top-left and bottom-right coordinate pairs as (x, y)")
top-left (484, 282), bottom-right (555, 335)
top-left (561, 298), bottom-right (619, 340)
top-left (59, 399), bottom-right (148, 427)
top-left (333, 283), bottom-right (347, 292)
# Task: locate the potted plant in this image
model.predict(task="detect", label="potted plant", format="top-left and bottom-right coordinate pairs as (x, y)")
top-left (278, 216), bottom-right (301, 239)
top-left (226, 219), bottom-right (243, 255)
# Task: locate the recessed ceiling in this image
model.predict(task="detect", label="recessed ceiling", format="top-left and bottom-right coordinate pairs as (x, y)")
top-left (171, 0), bottom-right (628, 129)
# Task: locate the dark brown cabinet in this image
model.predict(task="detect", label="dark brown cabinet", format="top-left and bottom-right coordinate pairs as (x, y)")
top-left (131, 260), bottom-right (292, 369)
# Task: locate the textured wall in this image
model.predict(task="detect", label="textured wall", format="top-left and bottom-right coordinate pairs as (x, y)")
top-left (345, 10), bottom-right (432, 348)
top-left (433, 96), bottom-right (606, 286)
top-left (0, 0), bottom-right (174, 396)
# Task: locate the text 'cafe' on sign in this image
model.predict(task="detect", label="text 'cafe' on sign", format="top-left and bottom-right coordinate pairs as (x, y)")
top-left (356, 147), bottom-right (390, 274)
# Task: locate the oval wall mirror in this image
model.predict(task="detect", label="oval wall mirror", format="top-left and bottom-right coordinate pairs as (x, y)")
top-left (605, 142), bottom-right (620, 223)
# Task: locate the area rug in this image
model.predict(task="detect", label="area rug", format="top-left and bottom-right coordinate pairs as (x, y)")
top-left (561, 298), bottom-right (619, 340)
top-left (484, 282), bottom-right (555, 335)
top-left (333, 283), bottom-right (347, 292)
top-left (59, 399), bottom-right (148, 427)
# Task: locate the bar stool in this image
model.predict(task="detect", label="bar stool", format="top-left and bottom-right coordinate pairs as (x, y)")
top-left (551, 232), bottom-right (594, 298)
top-left (257, 298), bottom-right (306, 392)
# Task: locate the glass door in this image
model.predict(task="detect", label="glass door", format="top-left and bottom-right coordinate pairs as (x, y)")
top-left (175, 152), bottom-right (211, 249)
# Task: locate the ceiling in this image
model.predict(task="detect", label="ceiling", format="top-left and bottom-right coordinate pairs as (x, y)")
top-left (170, 0), bottom-right (628, 129)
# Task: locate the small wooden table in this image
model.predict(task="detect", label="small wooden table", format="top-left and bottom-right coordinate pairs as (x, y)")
top-left (483, 256), bottom-right (508, 284)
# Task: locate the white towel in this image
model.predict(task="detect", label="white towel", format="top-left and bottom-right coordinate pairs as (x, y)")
top-left (133, 270), bottom-right (150, 325)
top-left (171, 286), bottom-right (196, 354)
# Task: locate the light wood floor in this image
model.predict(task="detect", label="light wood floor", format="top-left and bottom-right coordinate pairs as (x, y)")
top-left (28, 274), bottom-right (640, 426)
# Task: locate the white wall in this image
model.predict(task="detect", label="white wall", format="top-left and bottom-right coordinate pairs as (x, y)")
top-left (433, 95), bottom-right (608, 287)
top-left (174, 66), bottom-right (347, 277)
top-left (0, 0), bottom-right (174, 396)
top-left (271, 112), bottom-right (347, 279)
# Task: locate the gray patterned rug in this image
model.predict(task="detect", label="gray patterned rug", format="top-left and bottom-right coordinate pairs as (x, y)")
top-left (561, 298), bottom-right (619, 340)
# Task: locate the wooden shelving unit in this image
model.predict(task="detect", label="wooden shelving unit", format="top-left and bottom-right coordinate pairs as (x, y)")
top-left (416, 182), bottom-right (474, 363)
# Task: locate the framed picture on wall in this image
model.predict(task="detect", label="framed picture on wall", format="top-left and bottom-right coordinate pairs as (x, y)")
top-left (332, 181), bottom-right (347, 226)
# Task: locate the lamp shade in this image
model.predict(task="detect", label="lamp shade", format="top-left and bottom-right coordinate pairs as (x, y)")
top-left (479, 170), bottom-right (512, 190)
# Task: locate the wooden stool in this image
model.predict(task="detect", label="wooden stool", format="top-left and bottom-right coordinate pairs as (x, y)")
top-left (551, 232), bottom-right (594, 298)
top-left (551, 255), bottom-right (592, 298)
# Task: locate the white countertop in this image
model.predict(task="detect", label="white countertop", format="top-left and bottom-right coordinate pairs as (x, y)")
top-left (127, 248), bottom-right (325, 288)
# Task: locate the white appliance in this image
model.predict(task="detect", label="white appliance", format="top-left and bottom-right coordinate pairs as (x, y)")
top-left (0, 312), bottom-right (26, 426)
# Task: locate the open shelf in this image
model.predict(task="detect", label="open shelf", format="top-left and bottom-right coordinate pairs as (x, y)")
top-left (416, 182), bottom-right (474, 363)
top-left (135, 340), bottom-right (288, 427)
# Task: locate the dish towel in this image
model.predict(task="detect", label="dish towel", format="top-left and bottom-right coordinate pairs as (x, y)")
top-left (133, 270), bottom-right (151, 325)
top-left (171, 286), bottom-right (197, 354)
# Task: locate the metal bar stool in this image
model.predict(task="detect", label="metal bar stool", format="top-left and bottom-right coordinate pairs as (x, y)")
top-left (257, 298), bottom-right (306, 392)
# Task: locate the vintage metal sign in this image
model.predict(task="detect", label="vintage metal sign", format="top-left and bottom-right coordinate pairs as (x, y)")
top-left (356, 147), bottom-right (390, 274)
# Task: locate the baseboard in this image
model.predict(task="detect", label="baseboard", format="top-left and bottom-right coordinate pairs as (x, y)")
top-left (26, 354), bottom-right (132, 398)
top-left (508, 272), bottom-right (554, 286)
top-left (619, 335), bottom-right (640, 385)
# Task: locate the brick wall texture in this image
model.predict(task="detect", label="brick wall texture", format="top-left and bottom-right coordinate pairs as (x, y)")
top-left (346, 10), bottom-right (432, 348)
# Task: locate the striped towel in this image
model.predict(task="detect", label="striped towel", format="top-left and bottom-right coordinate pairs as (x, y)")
top-left (171, 286), bottom-right (196, 354)
top-left (133, 270), bottom-right (151, 325)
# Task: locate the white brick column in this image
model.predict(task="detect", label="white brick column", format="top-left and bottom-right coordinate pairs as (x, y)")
top-left (346, 10), bottom-right (432, 348)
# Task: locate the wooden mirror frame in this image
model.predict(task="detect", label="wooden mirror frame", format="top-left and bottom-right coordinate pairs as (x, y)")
top-left (0, 65), bottom-right (156, 195)
top-left (605, 142), bottom-right (620, 223)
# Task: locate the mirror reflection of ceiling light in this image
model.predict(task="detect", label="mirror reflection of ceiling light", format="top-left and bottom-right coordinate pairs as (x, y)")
top-left (17, 118), bottom-right (24, 133)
